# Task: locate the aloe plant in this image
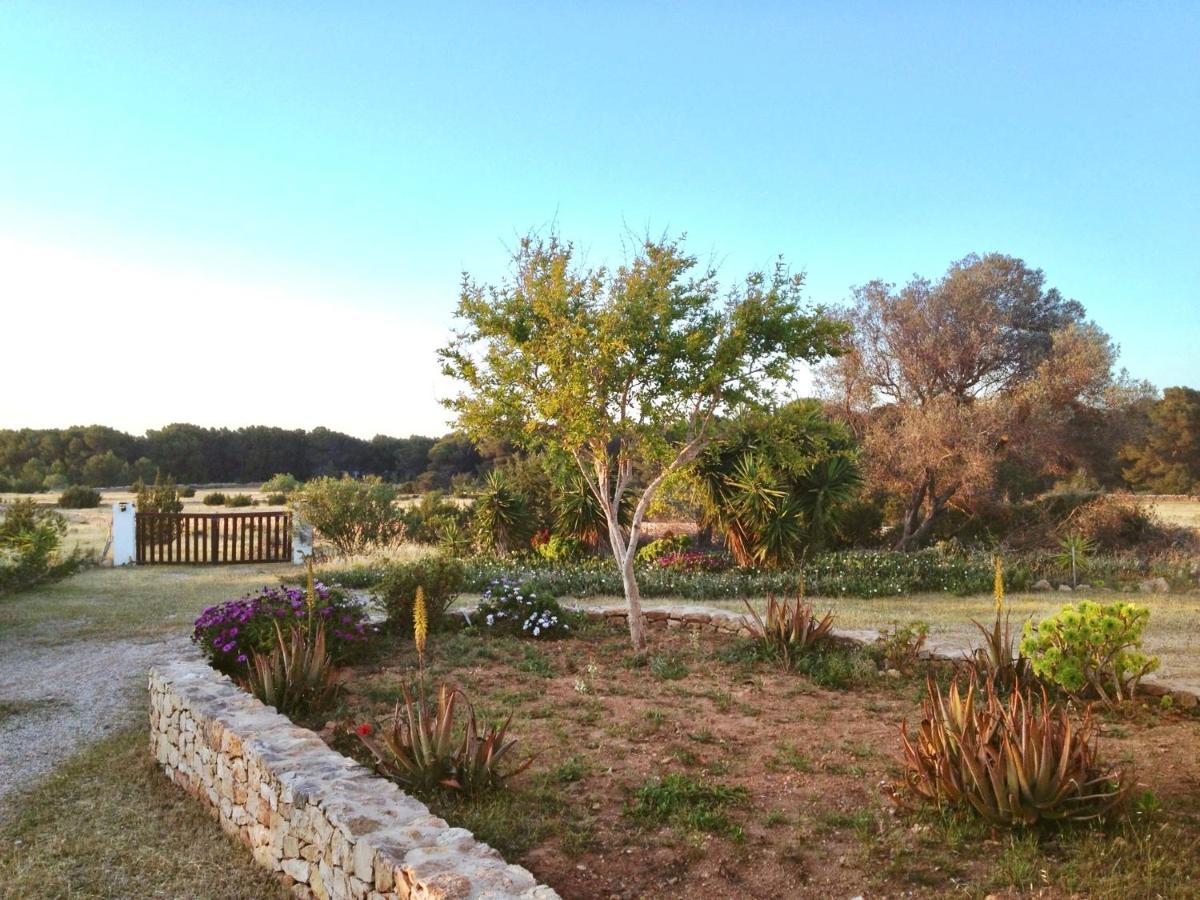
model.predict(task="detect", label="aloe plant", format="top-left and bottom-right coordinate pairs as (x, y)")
top-left (243, 620), bottom-right (339, 717)
top-left (743, 593), bottom-right (836, 669)
top-left (358, 683), bottom-right (532, 795)
top-left (898, 679), bottom-right (1132, 826)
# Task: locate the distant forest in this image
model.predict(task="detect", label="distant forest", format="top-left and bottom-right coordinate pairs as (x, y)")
top-left (0, 424), bottom-right (486, 492)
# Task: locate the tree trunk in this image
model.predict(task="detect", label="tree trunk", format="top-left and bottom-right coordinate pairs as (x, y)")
top-left (620, 550), bottom-right (647, 651)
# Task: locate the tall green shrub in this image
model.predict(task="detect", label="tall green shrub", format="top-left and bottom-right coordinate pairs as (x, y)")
top-left (297, 476), bottom-right (405, 557)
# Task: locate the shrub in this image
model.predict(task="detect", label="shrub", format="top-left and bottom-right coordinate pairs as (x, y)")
top-left (1020, 601), bottom-right (1159, 705)
top-left (225, 493), bottom-right (254, 508)
top-left (375, 555), bottom-right (466, 633)
top-left (0, 499), bottom-right (90, 595)
top-left (179, 485), bottom-right (196, 498)
top-left (57, 485), bottom-right (101, 508)
top-left (874, 620), bottom-right (929, 674)
top-left (260, 473), bottom-right (300, 494)
top-left (476, 578), bottom-right (572, 638)
top-left (298, 476), bottom-right (406, 557)
top-left (898, 680), bottom-right (1132, 826)
top-left (636, 533), bottom-right (691, 563)
top-left (265, 492), bottom-right (288, 505)
top-left (533, 533), bottom-right (585, 562)
top-left (743, 594), bottom-right (835, 669)
top-left (242, 621), bottom-right (339, 719)
top-left (202, 492), bottom-right (227, 506)
top-left (401, 491), bottom-right (469, 544)
top-left (653, 549), bottom-right (732, 572)
top-left (356, 683), bottom-right (532, 795)
top-left (192, 583), bottom-right (372, 674)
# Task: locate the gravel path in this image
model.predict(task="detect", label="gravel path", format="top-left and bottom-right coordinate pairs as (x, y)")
top-left (0, 633), bottom-right (187, 813)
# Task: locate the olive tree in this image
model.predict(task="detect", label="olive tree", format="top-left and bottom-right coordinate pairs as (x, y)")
top-left (440, 233), bottom-right (846, 650)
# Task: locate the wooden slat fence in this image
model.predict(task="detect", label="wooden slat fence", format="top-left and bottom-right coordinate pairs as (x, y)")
top-left (136, 512), bottom-right (293, 564)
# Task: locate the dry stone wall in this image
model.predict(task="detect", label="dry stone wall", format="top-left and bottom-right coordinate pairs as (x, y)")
top-left (148, 656), bottom-right (559, 900)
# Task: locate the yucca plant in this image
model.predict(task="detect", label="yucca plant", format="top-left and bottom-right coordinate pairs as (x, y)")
top-left (743, 591), bottom-right (836, 669)
top-left (898, 679), bottom-right (1132, 826)
top-left (243, 620), bottom-right (339, 717)
top-left (358, 683), bottom-right (532, 795)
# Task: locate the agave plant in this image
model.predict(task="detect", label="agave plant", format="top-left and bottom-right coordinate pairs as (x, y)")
top-left (243, 620), bottom-right (339, 717)
top-left (358, 683), bottom-right (532, 795)
top-left (743, 592), bottom-right (836, 669)
top-left (898, 679), bottom-right (1132, 826)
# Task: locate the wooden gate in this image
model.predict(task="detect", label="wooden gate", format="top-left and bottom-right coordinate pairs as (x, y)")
top-left (135, 512), bottom-right (293, 564)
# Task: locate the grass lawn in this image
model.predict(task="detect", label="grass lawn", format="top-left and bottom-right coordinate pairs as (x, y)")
top-left (0, 721), bottom-right (289, 900)
top-left (1150, 497), bottom-right (1200, 530)
top-left (327, 622), bottom-right (1200, 899)
top-left (0, 563), bottom-right (294, 644)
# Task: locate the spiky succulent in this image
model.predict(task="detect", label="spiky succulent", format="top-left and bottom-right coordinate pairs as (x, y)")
top-left (743, 593), bottom-right (836, 669)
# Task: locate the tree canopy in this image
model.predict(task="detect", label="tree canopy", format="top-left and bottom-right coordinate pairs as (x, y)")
top-left (441, 232), bottom-right (847, 648)
top-left (820, 253), bottom-right (1116, 550)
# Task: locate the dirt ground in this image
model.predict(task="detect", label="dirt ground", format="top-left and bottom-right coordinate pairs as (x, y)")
top-left (328, 621), bottom-right (1200, 899)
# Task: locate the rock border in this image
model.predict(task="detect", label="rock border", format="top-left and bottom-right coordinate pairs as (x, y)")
top-left (149, 655), bottom-right (559, 900)
top-left (567, 604), bottom-right (1199, 709)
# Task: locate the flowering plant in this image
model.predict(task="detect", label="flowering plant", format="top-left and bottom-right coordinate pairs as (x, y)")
top-left (475, 578), bottom-right (572, 639)
top-left (193, 582), bottom-right (373, 674)
top-left (653, 550), bottom-right (733, 573)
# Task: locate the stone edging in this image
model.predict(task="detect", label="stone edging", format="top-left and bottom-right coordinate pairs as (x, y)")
top-left (149, 655), bottom-right (560, 900)
top-left (565, 603), bottom-right (1200, 709)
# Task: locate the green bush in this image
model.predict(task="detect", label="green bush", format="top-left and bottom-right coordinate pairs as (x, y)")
top-left (0, 499), bottom-right (90, 595)
top-left (533, 533), bottom-right (585, 562)
top-left (58, 485), bottom-right (101, 508)
top-left (1020, 601), bottom-right (1159, 705)
top-left (260, 473), bottom-right (300, 495)
top-left (635, 533), bottom-right (691, 563)
top-left (375, 555), bottom-right (466, 633)
top-left (225, 493), bottom-right (255, 508)
top-left (298, 476), bottom-right (405, 557)
top-left (265, 492), bottom-right (289, 505)
top-left (202, 492), bottom-right (227, 506)
top-left (179, 485), bottom-right (196, 498)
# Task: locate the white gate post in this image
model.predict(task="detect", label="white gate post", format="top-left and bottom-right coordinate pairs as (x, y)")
top-left (112, 501), bottom-right (137, 566)
top-left (292, 521), bottom-right (313, 564)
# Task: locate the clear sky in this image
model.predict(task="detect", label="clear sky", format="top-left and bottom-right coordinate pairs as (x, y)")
top-left (2, 2), bottom-right (1197, 439)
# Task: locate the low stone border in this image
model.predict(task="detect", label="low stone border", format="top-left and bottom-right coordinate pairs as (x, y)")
top-left (569, 604), bottom-right (1200, 709)
top-left (149, 655), bottom-right (559, 900)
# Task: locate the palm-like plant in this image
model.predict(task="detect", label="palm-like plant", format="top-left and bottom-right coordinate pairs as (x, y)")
top-left (472, 471), bottom-right (533, 555)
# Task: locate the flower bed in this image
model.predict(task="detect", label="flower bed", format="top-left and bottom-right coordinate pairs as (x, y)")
top-left (314, 614), bottom-right (1200, 899)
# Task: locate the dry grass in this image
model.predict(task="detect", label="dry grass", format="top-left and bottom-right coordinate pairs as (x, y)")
top-left (0, 564), bottom-right (294, 644)
top-left (0, 720), bottom-right (288, 900)
top-left (1150, 497), bottom-right (1200, 530)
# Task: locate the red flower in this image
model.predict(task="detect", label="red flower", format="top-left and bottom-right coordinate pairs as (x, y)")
top-left (356, 723), bottom-right (372, 737)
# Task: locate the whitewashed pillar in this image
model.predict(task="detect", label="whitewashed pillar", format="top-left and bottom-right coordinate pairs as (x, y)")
top-left (292, 521), bottom-right (313, 564)
top-left (112, 501), bottom-right (137, 566)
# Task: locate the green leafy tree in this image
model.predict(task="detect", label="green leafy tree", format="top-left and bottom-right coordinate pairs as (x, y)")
top-left (440, 233), bottom-right (846, 650)
top-left (1120, 386), bottom-right (1200, 494)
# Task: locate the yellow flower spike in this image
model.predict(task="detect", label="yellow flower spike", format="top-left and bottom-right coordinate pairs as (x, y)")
top-left (413, 586), bottom-right (428, 671)
top-left (993, 555), bottom-right (1004, 614)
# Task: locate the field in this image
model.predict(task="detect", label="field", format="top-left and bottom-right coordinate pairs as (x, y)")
top-left (1150, 496), bottom-right (1200, 530)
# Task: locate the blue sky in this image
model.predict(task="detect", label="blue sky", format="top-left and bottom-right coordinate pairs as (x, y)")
top-left (2, 2), bottom-right (1197, 438)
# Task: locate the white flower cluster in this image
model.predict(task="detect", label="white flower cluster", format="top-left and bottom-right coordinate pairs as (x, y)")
top-left (521, 609), bottom-right (564, 637)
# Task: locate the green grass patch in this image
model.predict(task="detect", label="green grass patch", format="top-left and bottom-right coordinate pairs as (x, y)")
top-left (628, 773), bottom-right (749, 838)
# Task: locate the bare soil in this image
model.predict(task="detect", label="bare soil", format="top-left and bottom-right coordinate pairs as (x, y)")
top-left (328, 622), bottom-right (1200, 899)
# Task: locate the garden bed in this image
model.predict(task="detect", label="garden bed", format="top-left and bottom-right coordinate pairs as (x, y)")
top-left (322, 618), bottom-right (1200, 899)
